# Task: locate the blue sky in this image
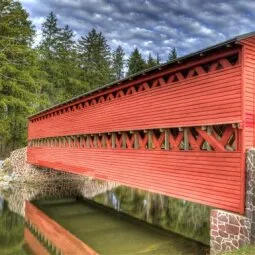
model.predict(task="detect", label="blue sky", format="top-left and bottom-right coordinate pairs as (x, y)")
top-left (20, 0), bottom-right (255, 61)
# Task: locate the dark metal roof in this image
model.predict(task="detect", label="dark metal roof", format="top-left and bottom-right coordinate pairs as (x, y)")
top-left (28, 31), bottom-right (255, 119)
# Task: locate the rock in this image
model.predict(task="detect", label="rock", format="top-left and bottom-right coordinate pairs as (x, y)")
top-left (3, 175), bottom-right (12, 182)
top-left (1, 159), bottom-right (12, 175)
top-left (0, 181), bottom-right (11, 190)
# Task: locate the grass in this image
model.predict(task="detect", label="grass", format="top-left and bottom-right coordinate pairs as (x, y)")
top-left (222, 246), bottom-right (255, 255)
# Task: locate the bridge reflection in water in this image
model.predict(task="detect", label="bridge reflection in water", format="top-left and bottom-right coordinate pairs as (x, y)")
top-left (25, 198), bottom-right (207, 255)
top-left (0, 178), bottom-right (210, 254)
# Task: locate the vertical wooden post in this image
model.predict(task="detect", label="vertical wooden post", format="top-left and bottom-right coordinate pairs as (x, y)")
top-left (102, 134), bottom-right (106, 148)
top-left (165, 129), bottom-right (170, 150)
top-left (206, 126), bottom-right (212, 151)
top-left (148, 130), bottom-right (153, 149)
top-left (94, 135), bottom-right (98, 148)
top-left (234, 128), bottom-right (238, 151)
top-left (112, 133), bottom-right (116, 149)
top-left (134, 131), bottom-right (139, 149)
top-left (79, 136), bottom-right (83, 148)
top-left (184, 128), bottom-right (189, 150)
top-left (122, 132), bottom-right (127, 149)
top-left (85, 135), bottom-right (89, 148)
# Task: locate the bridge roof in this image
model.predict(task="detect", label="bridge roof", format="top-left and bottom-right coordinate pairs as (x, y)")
top-left (28, 31), bottom-right (255, 119)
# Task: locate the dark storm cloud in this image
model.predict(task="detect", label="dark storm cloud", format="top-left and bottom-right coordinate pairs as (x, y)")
top-left (20, 0), bottom-right (255, 61)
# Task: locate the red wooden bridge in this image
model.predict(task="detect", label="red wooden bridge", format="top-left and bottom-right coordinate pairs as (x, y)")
top-left (27, 32), bottom-right (255, 214)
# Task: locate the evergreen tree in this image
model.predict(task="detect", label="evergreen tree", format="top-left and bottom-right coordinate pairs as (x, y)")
top-left (40, 12), bottom-right (61, 59)
top-left (57, 25), bottom-right (74, 58)
top-left (168, 48), bottom-right (177, 62)
top-left (112, 45), bottom-right (125, 80)
top-left (77, 28), bottom-right (112, 89)
top-left (156, 53), bottom-right (161, 64)
top-left (38, 13), bottom-right (86, 103)
top-left (146, 53), bottom-right (157, 68)
top-left (0, 0), bottom-right (43, 154)
top-left (38, 12), bottom-right (61, 103)
top-left (127, 48), bottom-right (146, 76)
top-left (55, 24), bottom-right (85, 99)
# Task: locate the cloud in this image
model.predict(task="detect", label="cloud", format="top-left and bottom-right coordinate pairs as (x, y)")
top-left (20, 0), bottom-right (255, 61)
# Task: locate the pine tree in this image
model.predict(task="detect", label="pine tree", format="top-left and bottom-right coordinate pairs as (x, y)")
top-left (156, 53), bottom-right (161, 64)
top-left (40, 12), bottom-right (61, 59)
top-left (168, 48), bottom-right (177, 62)
top-left (77, 28), bottom-right (112, 89)
top-left (112, 45), bottom-right (125, 80)
top-left (57, 25), bottom-right (74, 59)
top-left (38, 13), bottom-right (86, 103)
top-left (38, 12), bottom-right (62, 103)
top-left (146, 53), bottom-right (157, 68)
top-left (57, 25), bottom-right (86, 99)
top-left (127, 48), bottom-right (146, 76)
top-left (0, 0), bottom-right (43, 155)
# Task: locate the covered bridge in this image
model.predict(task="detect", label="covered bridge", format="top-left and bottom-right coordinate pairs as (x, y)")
top-left (27, 32), bottom-right (255, 214)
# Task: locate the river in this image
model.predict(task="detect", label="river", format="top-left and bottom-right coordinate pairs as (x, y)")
top-left (0, 179), bottom-right (210, 254)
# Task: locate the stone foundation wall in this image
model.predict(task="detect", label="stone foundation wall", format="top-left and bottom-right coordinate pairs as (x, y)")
top-left (210, 210), bottom-right (250, 254)
top-left (246, 148), bottom-right (255, 244)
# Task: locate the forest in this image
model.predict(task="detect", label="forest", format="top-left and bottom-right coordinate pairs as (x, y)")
top-left (0, 0), bottom-right (177, 157)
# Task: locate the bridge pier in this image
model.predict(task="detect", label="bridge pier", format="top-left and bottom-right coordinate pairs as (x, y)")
top-left (210, 148), bottom-right (255, 254)
top-left (210, 209), bottom-right (250, 254)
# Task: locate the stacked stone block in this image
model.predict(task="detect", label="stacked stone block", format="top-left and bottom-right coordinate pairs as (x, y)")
top-left (210, 210), bottom-right (250, 254)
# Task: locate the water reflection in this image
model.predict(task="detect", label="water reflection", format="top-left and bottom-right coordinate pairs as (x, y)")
top-left (0, 200), bottom-right (25, 255)
top-left (33, 198), bottom-right (208, 255)
top-left (95, 187), bottom-right (211, 245)
top-left (0, 178), bottom-right (210, 254)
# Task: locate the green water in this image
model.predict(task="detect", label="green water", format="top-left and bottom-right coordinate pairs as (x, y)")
top-left (36, 199), bottom-right (208, 255)
top-left (0, 200), bottom-right (27, 255)
top-left (94, 186), bottom-right (211, 245)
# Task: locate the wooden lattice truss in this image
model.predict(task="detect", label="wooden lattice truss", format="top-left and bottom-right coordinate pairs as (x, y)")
top-left (29, 124), bottom-right (239, 152)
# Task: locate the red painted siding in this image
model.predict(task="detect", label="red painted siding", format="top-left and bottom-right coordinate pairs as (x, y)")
top-left (241, 37), bottom-right (255, 148)
top-left (27, 46), bottom-right (247, 214)
top-left (28, 147), bottom-right (242, 212)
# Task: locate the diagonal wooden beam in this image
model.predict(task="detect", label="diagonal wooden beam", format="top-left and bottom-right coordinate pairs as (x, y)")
top-left (220, 125), bottom-right (234, 146)
top-left (196, 127), bottom-right (226, 151)
top-left (169, 131), bottom-right (183, 151)
top-left (188, 130), bottom-right (203, 150)
top-left (186, 68), bottom-right (196, 78)
top-left (138, 133), bottom-right (148, 149)
top-left (219, 58), bottom-right (232, 68)
top-left (194, 66), bottom-right (206, 75)
top-left (152, 132), bottom-right (165, 149)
